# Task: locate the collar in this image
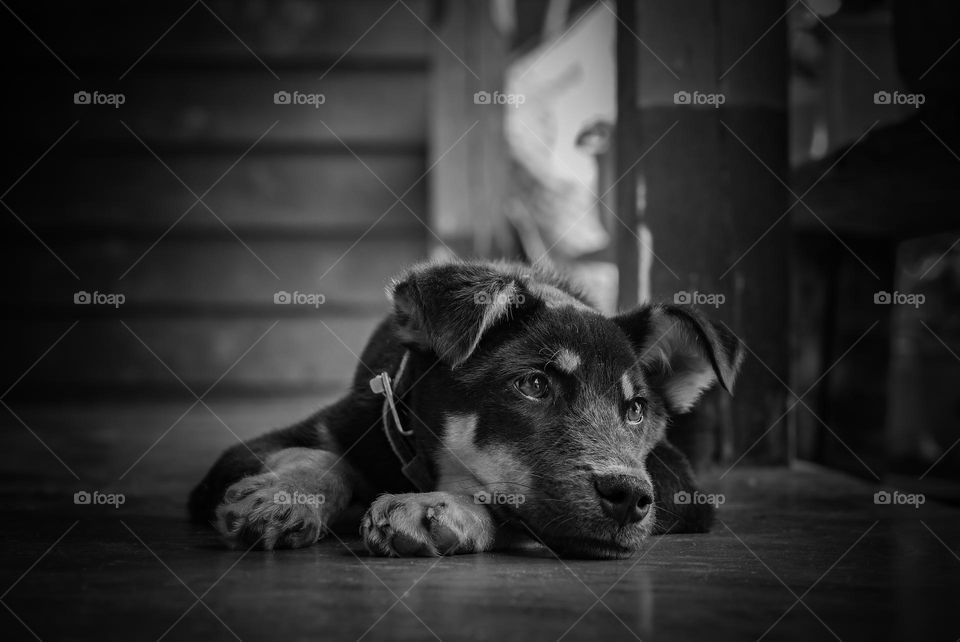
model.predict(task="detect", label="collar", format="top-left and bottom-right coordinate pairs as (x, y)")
top-left (368, 351), bottom-right (435, 491)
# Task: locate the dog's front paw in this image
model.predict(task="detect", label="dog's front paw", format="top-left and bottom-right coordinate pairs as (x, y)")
top-left (361, 492), bottom-right (493, 557)
top-left (215, 473), bottom-right (325, 550)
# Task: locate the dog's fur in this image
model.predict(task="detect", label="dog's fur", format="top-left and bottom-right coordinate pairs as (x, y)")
top-left (189, 260), bottom-right (744, 558)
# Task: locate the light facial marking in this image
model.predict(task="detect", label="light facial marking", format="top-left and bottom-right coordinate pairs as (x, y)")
top-left (456, 282), bottom-right (518, 368)
top-left (621, 373), bottom-right (634, 400)
top-left (554, 348), bottom-right (582, 373)
top-left (437, 413), bottom-right (531, 499)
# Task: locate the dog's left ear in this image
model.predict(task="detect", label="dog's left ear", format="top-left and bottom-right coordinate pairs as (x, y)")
top-left (388, 262), bottom-right (532, 368)
top-left (612, 304), bottom-right (745, 413)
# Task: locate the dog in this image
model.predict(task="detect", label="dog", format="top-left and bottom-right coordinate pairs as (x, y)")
top-left (189, 260), bottom-right (744, 558)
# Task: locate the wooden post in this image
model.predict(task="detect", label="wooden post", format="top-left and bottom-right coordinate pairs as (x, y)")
top-left (620, 0), bottom-right (791, 464)
top-left (428, 1), bottom-right (509, 259)
top-left (615, 0), bottom-right (639, 309)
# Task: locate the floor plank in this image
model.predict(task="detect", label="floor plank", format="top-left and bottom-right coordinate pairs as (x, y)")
top-left (2, 401), bottom-right (958, 641)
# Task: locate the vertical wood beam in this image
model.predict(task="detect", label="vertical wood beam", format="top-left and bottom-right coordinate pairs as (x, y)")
top-left (615, 0), bottom-right (640, 308)
top-left (623, 0), bottom-right (791, 464)
top-left (428, 0), bottom-right (509, 259)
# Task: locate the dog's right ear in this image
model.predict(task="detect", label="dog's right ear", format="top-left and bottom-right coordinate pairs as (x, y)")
top-left (388, 262), bottom-right (532, 368)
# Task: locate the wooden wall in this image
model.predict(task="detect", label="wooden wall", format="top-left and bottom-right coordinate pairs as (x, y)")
top-left (1, 1), bottom-right (433, 401)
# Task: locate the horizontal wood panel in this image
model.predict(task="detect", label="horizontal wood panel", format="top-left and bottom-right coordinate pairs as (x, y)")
top-left (1, 0), bottom-right (431, 64)
top-left (4, 237), bottom-right (423, 307)
top-left (0, 0), bottom-right (434, 397)
top-left (5, 71), bottom-right (427, 144)
top-left (5, 153), bottom-right (427, 232)
top-left (2, 316), bottom-right (385, 392)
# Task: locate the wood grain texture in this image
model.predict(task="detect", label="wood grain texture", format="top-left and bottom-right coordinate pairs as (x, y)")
top-left (4, 153), bottom-right (427, 232)
top-left (3, 316), bottom-right (385, 393)
top-left (0, 0), bottom-right (430, 397)
top-left (631, 0), bottom-right (790, 465)
top-left (0, 402), bottom-right (957, 642)
top-left (428, 0), bottom-right (509, 255)
top-left (7, 71), bottom-right (427, 145)
top-left (2, 0), bottom-right (432, 64)
top-left (5, 237), bottom-right (422, 306)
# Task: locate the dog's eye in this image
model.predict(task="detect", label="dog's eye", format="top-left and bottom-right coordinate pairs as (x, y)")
top-left (626, 398), bottom-right (645, 424)
top-left (515, 372), bottom-right (550, 400)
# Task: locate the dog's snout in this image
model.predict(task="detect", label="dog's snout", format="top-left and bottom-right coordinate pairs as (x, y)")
top-left (594, 474), bottom-right (653, 526)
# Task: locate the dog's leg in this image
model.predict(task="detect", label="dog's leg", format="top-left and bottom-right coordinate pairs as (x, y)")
top-left (188, 416), bottom-right (331, 524)
top-left (361, 492), bottom-right (496, 556)
top-left (189, 408), bottom-right (363, 549)
top-left (214, 447), bottom-right (358, 549)
top-left (647, 439), bottom-right (715, 534)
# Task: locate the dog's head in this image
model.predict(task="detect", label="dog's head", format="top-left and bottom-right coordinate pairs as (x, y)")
top-left (390, 261), bottom-right (744, 558)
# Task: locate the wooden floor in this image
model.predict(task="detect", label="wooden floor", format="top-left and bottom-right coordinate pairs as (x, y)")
top-left (2, 400), bottom-right (959, 641)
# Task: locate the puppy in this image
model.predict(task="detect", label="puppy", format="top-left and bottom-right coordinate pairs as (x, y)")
top-left (189, 260), bottom-right (744, 558)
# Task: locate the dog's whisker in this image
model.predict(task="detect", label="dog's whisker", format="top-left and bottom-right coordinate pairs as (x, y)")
top-left (652, 505), bottom-right (682, 519)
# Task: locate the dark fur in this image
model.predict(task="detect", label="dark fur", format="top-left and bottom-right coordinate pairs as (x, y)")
top-left (190, 260), bottom-right (744, 557)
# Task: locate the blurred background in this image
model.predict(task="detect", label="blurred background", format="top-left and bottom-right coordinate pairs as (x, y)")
top-left (1, 0), bottom-right (958, 509)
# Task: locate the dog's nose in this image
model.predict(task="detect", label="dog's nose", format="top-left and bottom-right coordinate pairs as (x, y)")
top-left (594, 474), bottom-right (653, 526)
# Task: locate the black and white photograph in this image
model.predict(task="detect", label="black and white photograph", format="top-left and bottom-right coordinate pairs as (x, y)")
top-left (1, 0), bottom-right (959, 640)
